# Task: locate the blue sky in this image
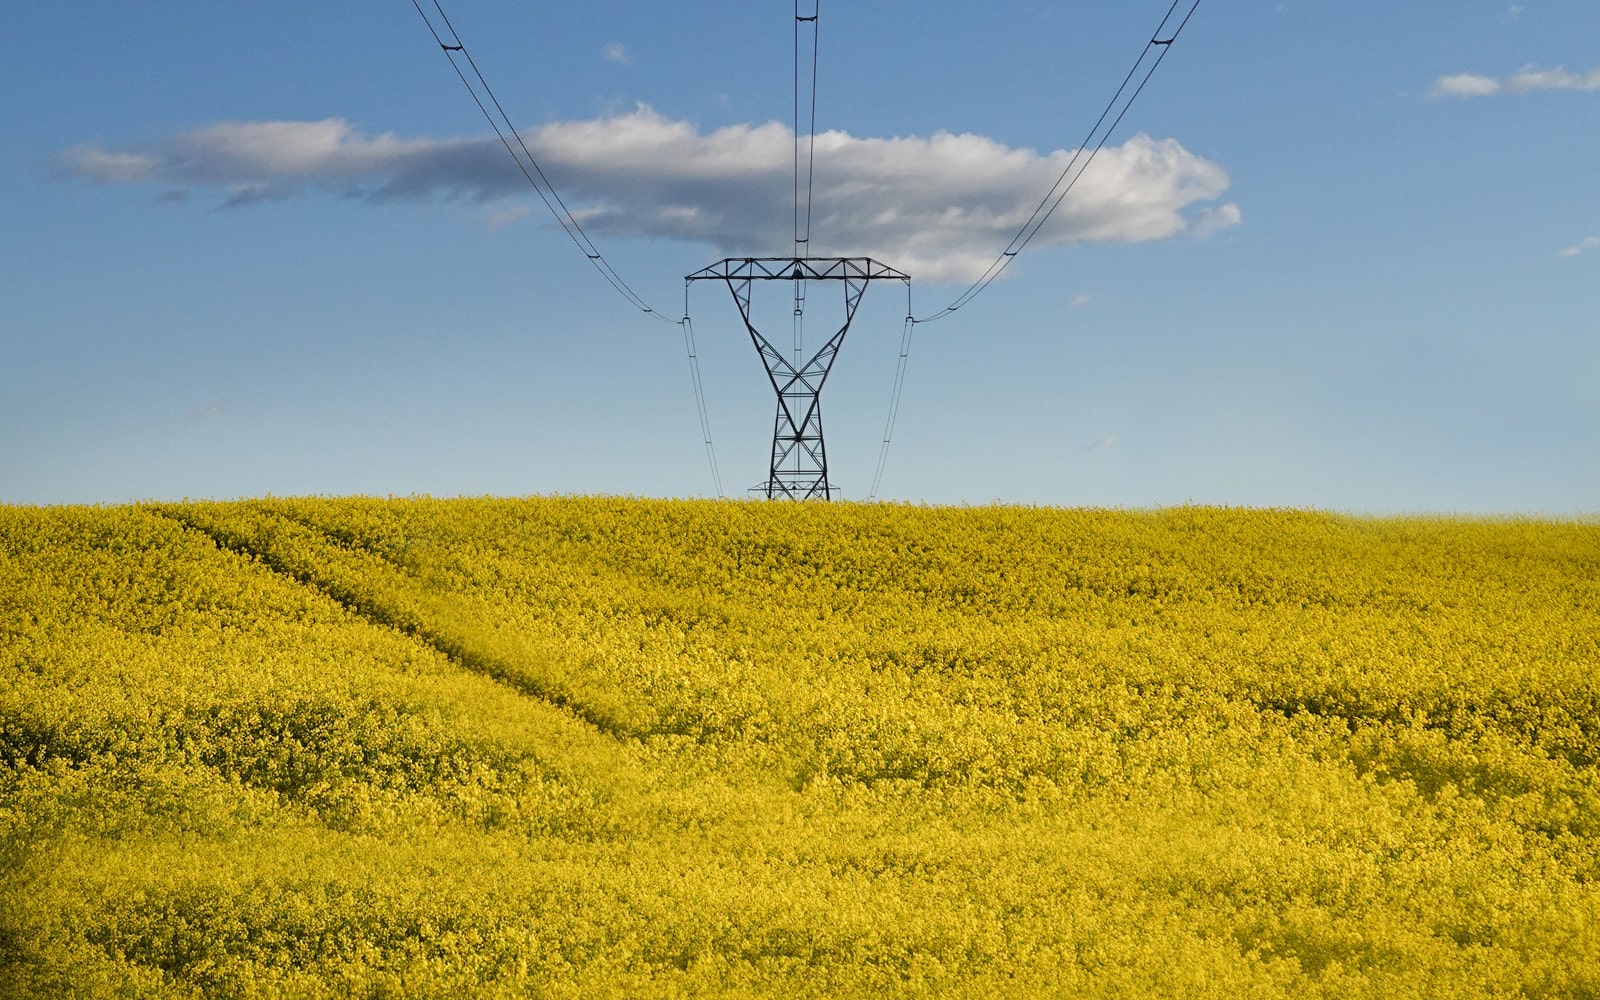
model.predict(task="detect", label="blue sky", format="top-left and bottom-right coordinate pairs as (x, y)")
top-left (3, 1), bottom-right (1596, 512)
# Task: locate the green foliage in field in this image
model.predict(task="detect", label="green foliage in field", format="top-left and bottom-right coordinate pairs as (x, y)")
top-left (2, 497), bottom-right (1597, 998)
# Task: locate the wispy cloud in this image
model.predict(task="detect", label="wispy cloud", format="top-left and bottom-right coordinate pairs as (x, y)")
top-left (1431, 64), bottom-right (1600, 98)
top-left (603, 43), bottom-right (629, 65)
top-left (485, 203), bottom-right (532, 230)
top-left (1501, 5), bottom-right (1523, 21)
top-left (1432, 73), bottom-right (1503, 98)
top-left (68, 148), bottom-right (158, 182)
top-left (1506, 65), bottom-right (1600, 91)
top-left (56, 107), bottom-right (1237, 282)
top-left (1560, 236), bottom-right (1600, 257)
top-left (1068, 292), bottom-right (1093, 308)
top-left (1080, 434), bottom-right (1117, 452)
top-left (187, 399), bottom-right (226, 420)
top-left (1191, 202), bottom-right (1242, 237)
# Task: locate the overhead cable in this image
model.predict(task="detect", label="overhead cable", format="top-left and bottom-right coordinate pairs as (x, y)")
top-left (679, 314), bottom-right (726, 499)
top-left (409, 0), bottom-right (675, 324)
top-left (413, 0), bottom-right (729, 497)
top-left (792, 1), bottom-right (822, 366)
top-left (913, 0), bottom-right (1202, 324)
top-left (794, 0), bottom-right (821, 256)
top-left (872, 0), bottom-right (1200, 496)
top-left (868, 300), bottom-right (917, 500)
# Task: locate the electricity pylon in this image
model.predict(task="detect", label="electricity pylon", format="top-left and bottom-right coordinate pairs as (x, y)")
top-left (687, 257), bottom-right (909, 499)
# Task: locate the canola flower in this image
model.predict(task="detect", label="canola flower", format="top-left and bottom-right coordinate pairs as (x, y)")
top-left (1, 497), bottom-right (1597, 998)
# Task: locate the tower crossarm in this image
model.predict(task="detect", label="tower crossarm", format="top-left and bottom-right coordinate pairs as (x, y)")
top-left (686, 257), bottom-right (910, 285)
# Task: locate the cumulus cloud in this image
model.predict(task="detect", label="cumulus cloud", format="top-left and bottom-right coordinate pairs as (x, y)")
top-left (1560, 236), bottom-right (1600, 257)
top-left (1068, 292), bottom-right (1093, 308)
top-left (604, 43), bottom-right (629, 65)
top-left (55, 107), bottom-right (1236, 281)
top-left (1432, 64), bottom-right (1600, 98)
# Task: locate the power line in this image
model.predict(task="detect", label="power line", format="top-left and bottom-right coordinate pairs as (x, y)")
top-left (413, 0), bottom-right (729, 498)
top-left (409, 0), bottom-right (675, 324)
top-left (679, 313), bottom-right (726, 499)
top-left (869, 289), bottom-right (917, 500)
top-left (869, 0), bottom-right (1201, 497)
top-left (914, 0), bottom-right (1202, 324)
top-left (792, 1), bottom-right (822, 370)
top-left (797, 0), bottom-right (821, 254)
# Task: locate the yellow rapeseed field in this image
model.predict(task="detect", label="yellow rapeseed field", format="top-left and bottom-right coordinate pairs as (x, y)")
top-left (2, 497), bottom-right (1597, 998)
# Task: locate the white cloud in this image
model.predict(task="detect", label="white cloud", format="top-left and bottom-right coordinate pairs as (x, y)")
top-left (56, 108), bottom-right (1236, 282)
top-left (1068, 292), bottom-right (1093, 308)
top-left (1559, 236), bottom-right (1600, 257)
top-left (1433, 64), bottom-right (1600, 98)
top-left (1191, 202), bottom-right (1242, 237)
top-left (187, 399), bottom-right (226, 419)
top-left (604, 43), bottom-right (629, 65)
top-left (1080, 434), bottom-right (1117, 452)
top-left (1502, 5), bottom-right (1523, 20)
top-left (59, 147), bottom-right (160, 182)
top-left (1508, 65), bottom-right (1600, 92)
top-left (1432, 72), bottom-right (1502, 98)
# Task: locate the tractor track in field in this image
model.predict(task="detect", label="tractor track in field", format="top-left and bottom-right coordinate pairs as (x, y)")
top-left (144, 505), bottom-right (642, 744)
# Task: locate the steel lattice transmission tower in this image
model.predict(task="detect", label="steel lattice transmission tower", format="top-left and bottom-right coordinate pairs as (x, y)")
top-left (687, 257), bottom-right (909, 500)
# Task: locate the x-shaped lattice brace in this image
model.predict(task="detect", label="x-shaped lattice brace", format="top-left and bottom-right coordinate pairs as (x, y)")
top-left (732, 273), bottom-right (861, 499)
top-left (686, 258), bottom-right (910, 500)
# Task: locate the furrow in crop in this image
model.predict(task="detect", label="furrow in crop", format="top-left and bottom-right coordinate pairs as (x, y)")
top-left (145, 505), bottom-right (643, 743)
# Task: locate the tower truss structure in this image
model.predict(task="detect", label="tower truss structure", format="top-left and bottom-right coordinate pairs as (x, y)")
top-left (687, 257), bottom-right (910, 499)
